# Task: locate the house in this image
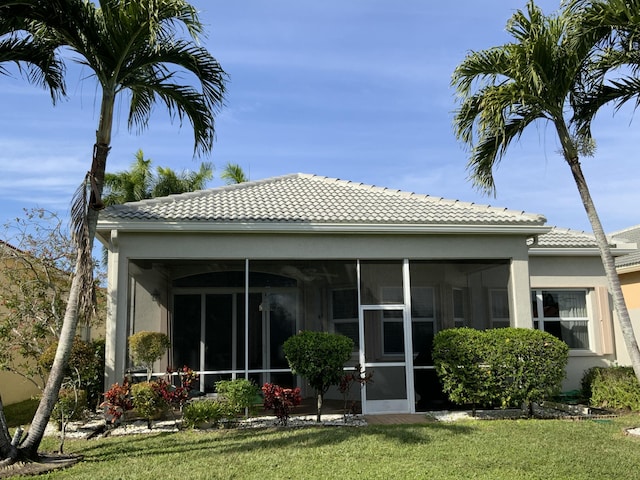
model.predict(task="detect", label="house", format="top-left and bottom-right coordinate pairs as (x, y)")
top-left (610, 225), bottom-right (640, 366)
top-left (0, 239), bottom-right (103, 405)
top-left (0, 243), bottom-right (42, 405)
top-left (96, 173), bottom-right (634, 414)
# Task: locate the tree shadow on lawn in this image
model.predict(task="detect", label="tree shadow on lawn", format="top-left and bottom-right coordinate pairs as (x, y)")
top-left (74, 422), bottom-right (476, 464)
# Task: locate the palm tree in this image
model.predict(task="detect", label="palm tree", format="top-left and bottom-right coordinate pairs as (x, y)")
top-left (0, 0), bottom-right (67, 465)
top-left (0, 1), bottom-right (65, 101)
top-left (452, 1), bottom-right (640, 383)
top-left (102, 150), bottom-right (154, 206)
top-left (153, 161), bottom-right (213, 197)
top-left (566, 0), bottom-right (640, 136)
top-left (4, 0), bottom-right (225, 461)
top-left (220, 162), bottom-right (249, 184)
top-left (103, 149), bottom-right (213, 204)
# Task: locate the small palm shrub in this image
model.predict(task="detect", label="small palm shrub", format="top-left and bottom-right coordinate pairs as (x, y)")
top-left (182, 399), bottom-right (225, 429)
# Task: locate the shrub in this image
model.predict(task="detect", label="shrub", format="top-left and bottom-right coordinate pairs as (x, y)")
top-left (40, 337), bottom-right (105, 410)
top-left (182, 399), bottom-right (225, 429)
top-left (52, 388), bottom-right (88, 430)
top-left (131, 381), bottom-right (164, 428)
top-left (262, 383), bottom-right (302, 426)
top-left (102, 382), bottom-right (133, 424)
top-left (283, 331), bottom-right (353, 421)
top-left (153, 366), bottom-right (199, 410)
top-left (215, 378), bottom-right (260, 417)
top-left (339, 364), bottom-right (373, 419)
top-left (433, 327), bottom-right (568, 415)
top-left (129, 331), bottom-right (171, 380)
top-left (581, 366), bottom-right (640, 411)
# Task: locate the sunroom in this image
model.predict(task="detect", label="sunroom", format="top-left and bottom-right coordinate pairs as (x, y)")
top-left (97, 173), bottom-right (614, 414)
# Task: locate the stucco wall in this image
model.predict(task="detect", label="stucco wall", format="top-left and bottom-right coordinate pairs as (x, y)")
top-left (529, 254), bottom-right (616, 390)
top-left (0, 371), bottom-right (41, 406)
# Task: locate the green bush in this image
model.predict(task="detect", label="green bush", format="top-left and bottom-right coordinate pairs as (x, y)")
top-left (129, 331), bottom-right (171, 380)
top-left (40, 337), bottom-right (105, 410)
top-left (182, 399), bottom-right (225, 429)
top-left (283, 331), bottom-right (353, 421)
top-left (433, 327), bottom-right (569, 414)
top-left (131, 381), bottom-right (164, 427)
top-left (52, 388), bottom-right (88, 429)
top-left (581, 366), bottom-right (640, 411)
top-left (215, 378), bottom-right (260, 417)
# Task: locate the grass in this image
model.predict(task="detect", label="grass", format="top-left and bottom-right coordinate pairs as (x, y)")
top-left (12, 414), bottom-right (640, 480)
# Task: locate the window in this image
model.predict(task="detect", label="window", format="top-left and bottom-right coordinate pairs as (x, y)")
top-left (381, 287), bottom-right (435, 356)
top-left (490, 289), bottom-right (510, 328)
top-left (532, 289), bottom-right (589, 349)
top-left (453, 288), bottom-right (467, 328)
top-left (331, 288), bottom-right (359, 349)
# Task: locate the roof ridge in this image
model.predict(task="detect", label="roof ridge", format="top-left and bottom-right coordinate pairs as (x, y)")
top-left (610, 224), bottom-right (640, 236)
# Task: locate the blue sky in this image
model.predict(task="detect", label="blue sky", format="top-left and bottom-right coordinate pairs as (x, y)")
top-left (0, 0), bottom-right (638, 234)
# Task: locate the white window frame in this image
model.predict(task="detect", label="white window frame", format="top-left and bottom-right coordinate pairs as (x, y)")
top-left (531, 288), bottom-right (591, 350)
top-left (381, 286), bottom-right (436, 356)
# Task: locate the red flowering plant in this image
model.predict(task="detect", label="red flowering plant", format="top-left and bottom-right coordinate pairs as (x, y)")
top-left (153, 366), bottom-right (199, 410)
top-left (101, 381), bottom-right (133, 424)
top-left (338, 364), bottom-right (373, 421)
top-left (262, 383), bottom-right (302, 426)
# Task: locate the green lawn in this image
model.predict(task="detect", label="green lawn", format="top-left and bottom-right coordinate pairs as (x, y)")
top-left (15, 414), bottom-right (640, 479)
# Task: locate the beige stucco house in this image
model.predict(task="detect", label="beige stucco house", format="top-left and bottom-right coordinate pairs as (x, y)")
top-left (96, 173), bottom-right (635, 414)
top-left (0, 241), bottom-right (46, 405)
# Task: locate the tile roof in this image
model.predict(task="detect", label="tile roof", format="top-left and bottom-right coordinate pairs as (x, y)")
top-left (610, 225), bottom-right (640, 268)
top-left (533, 227), bottom-right (600, 249)
top-left (99, 173), bottom-right (546, 228)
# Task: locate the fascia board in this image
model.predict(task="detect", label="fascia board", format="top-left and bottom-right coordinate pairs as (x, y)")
top-left (616, 264), bottom-right (640, 274)
top-left (529, 247), bottom-right (635, 256)
top-left (96, 220), bottom-right (551, 236)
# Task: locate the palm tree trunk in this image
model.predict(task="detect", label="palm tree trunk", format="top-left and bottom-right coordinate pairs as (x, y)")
top-left (567, 155), bottom-right (640, 383)
top-left (17, 92), bottom-right (114, 459)
top-left (0, 396), bottom-right (18, 466)
top-left (554, 119), bottom-right (640, 383)
top-left (17, 262), bottom-right (83, 457)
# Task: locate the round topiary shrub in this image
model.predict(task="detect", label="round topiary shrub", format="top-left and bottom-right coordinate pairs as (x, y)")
top-left (129, 331), bottom-right (170, 380)
top-left (283, 330), bottom-right (353, 422)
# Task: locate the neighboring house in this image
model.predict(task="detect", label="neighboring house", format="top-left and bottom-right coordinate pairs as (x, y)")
top-left (0, 240), bottom-right (103, 405)
top-left (96, 173), bottom-right (635, 414)
top-left (610, 225), bottom-right (640, 367)
top-left (0, 241), bottom-right (43, 404)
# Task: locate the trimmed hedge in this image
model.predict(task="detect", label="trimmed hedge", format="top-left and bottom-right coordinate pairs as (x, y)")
top-left (433, 327), bottom-right (569, 413)
top-left (581, 366), bottom-right (640, 411)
